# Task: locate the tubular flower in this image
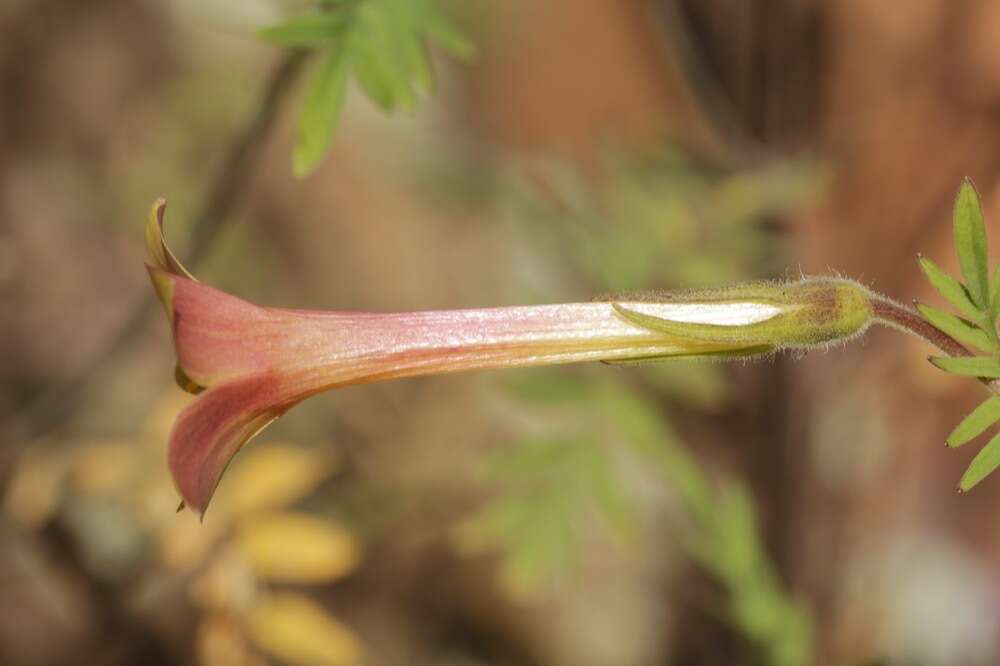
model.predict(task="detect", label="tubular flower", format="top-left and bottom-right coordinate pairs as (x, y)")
top-left (146, 200), bottom-right (875, 516)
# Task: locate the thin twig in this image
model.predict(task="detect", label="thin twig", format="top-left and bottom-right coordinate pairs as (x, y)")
top-left (4, 51), bottom-right (307, 446)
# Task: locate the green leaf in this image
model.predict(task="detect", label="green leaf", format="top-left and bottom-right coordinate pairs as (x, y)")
top-left (918, 256), bottom-right (980, 320)
top-left (916, 304), bottom-right (994, 353)
top-left (258, 12), bottom-right (346, 47)
top-left (352, 44), bottom-right (398, 109)
top-left (991, 263), bottom-right (1000, 320)
top-left (947, 396), bottom-right (1000, 447)
top-left (373, 11), bottom-right (405, 99)
top-left (396, 19), bottom-right (434, 93)
top-left (293, 49), bottom-right (350, 177)
top-left (351, 3), bottom-right (416, 111)
top-left (928, 355), bottom-right (1000, 378)
top-left (960, 430), bottom-right (1000, 491)
top-left (423, 8), bottom-right (477, 60)
top-left (266, 0), bottom-right (476, 177)
top-left (381, 6), bottom-right (433, 95)
top-left (953, 178), bottom-right (990, 309)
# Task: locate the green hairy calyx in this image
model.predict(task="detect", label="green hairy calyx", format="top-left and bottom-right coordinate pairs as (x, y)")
top-left (605, 277), bottom-right (875, 362)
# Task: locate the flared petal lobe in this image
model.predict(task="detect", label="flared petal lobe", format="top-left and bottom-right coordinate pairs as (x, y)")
top-left (168, 373), bottom-right (291, 515)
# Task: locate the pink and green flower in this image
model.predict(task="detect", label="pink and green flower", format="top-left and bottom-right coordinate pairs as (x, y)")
top-left (146, 200), bottom-right (876, 515)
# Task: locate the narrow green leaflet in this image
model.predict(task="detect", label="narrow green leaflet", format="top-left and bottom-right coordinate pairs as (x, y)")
top-left (352, 40), bottom-right (401, 110)
top-left (377, 5), bottom-right (433, 96)
top-left (947, 396), bottom-right (1000, 448)
top-left (353, 4), bottom-right (416, 111)
top-left (991, 263), bottom-right (1000, 321)
top-left (916, 304), bottom-right (993, 353)
top-left (916, 180), bottom-right (1000, 489)
top-left (953, 178), bottom-right (990, 309)
top-left (258, 13), bottom-right (346, 47)
top-left (918, 256), bottom-right (981, 321)
top-left (261, 0), bottom-right (476, 176)
top-left (394, 14), bottom-right (436, 92)
top-left (960, 431), bottom-right (1000, 491)
top-left (422, 7), bottom-right (477, 60)
top-left (929, 355), bottom-right (1000, 378)
top-left (293, 50), bottom-right (350, 177)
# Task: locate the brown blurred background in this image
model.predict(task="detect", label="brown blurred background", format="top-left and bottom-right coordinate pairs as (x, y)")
top-left (3, 1), bottom-right (1000, 665)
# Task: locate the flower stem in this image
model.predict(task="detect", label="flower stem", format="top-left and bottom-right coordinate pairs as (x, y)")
top-left (869, 295), bottom-right (971, 358)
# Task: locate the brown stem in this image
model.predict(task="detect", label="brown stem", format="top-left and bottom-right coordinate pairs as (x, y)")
top-left (870, 296), bottom-right (971, 358)
top-left (871, 295), bottom-right (1000, 396)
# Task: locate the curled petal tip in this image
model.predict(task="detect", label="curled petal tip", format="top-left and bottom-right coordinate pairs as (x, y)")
top-left (145, 198), bottom-right (195, 279)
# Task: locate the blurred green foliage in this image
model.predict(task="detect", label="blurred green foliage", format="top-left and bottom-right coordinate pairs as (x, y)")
top-left (448, 152), bottom-right (822, 663)
top-left (456, 369), bottom-right (812, 665)
top-left (502, 151), bottom-right (824, 291)
top-left (454, 434), bottom-right (632, 594)
top-left (260, 0), bottom-right (475, 176)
